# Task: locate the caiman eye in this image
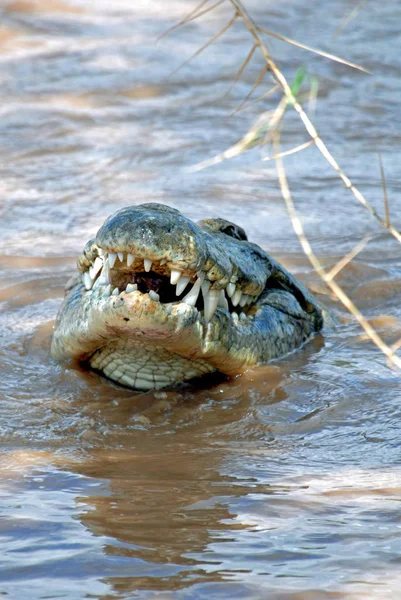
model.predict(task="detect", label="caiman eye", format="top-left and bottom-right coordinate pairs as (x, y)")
top-left (219, 223), bottom-right (248, 241)
top-left (198, 218), bottom-right (248, 241)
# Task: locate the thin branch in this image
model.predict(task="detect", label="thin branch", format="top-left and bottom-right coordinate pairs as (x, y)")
top-left (332, 0), bottom-right (367, 41)
top-left (188, 100), bottom-right (286, 172)
top-left (158, 0), bottom-right (224, 41)
top-left (256, 25), bottom-right (370, 74)
top-left (262, 139), bottom-right (314, 162)
top-left (273, 130), bottom-right (401, 370)
top-left (231, 64), bottom-right (269, 115)
top-left (228, 0), bottom-right (401, 246)
top-left (307, 76), bottom-right (319, 118)
top-left (223, 43), bottom-right (257, 98)
top-left (260, 96), bottom-right (287, 146)
top-left (391, 337), bottom-right (401, 355)
top-left (169, 11), bottom-right (238, 78)
top-left (379, 153), bottom-right (390, 228)
top-left (326, 235), bottom-right (371, 282)
top-left (234, 84), bottom-right (280, 112)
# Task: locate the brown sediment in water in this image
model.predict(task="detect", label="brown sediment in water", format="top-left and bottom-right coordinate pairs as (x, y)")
top-left (0, 0), bottom-right (400, 598)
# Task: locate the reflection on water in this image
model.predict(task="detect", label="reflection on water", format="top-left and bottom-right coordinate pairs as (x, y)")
top-left (1, 0), bottom-right (401, 598)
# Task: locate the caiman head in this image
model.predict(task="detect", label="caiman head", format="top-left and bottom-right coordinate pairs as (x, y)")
top-left (51, 203), bottom-right (323, 390)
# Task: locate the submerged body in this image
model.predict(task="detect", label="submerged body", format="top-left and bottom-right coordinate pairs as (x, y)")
top-left (51, 204), bottom-right (323, 390)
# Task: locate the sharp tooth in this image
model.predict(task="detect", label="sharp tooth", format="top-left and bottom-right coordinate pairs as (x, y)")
top-left (182, 277), bottom-right (202, 307)
top-left (112, 287), bottom-right (119, 296)
top-left (89, 256), bottom-right (103, 280)
top-left (227, 282), bottom-right (236, 298)
top-left (149, 290), bottom-right (160, 302)
top-left (201, 279), bottom-right (211, 300)
top-left (218, 289), bottom-right (229, 310)
top-left (83, 272), bottom-right (93, 290)
top-left (117, 252), bottom-right (124, 262)
top-left (160, 258), bottom-right (167, 265)
top-left (144, 258), bottom-right (152, 272)
top-left (170, 269), bottom-right (181, 285)
top-left (232, 288), bottom-right (242, 307)
top-left (204, 289), bottom-right (220, 322)
top-left (127, 253), bottom-right (135, 267)
top-left (92, 276), bottom-right (102, 290)
top-left (108, 253), bottom-right (117, 268)
top-left (98, 258), bottom-right (110, 285)
top-left (176, 275), bottom-right (190, 296)
top-left (232, 312), bottom-right (239, 325)
top-left (126, 283), bottom-right (138, 293)
top-left (103, 284), bottom-right (111, 297)
top-left (240, 312), bottom-right (247, 321)
top-left (239, 294), bottom-right (248, 307)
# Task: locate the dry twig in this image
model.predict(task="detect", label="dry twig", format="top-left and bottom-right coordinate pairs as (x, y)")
top-left (223, 43), bottom-right (257, 98)
top-left (169, 10), bottom-right (238, 78)
top-left (261, 140), bottom-right (314, 163)
top-left (158, 0), bottom-right (225, 40)
top-left (231, 64), bottom-right (269, 115)
top-left (256, 25), bottom-right (370, 74)
top-left (332, 0), bottom-right (368, 40)
top-left (234, 84), bottom-right (280, 113)
top-left (273, 131), bottom-right (401, 370)
top-left (379, 153), bottom-right (390, 228)
top-left (227, 0), bottom-right (401, 245)
top-left (325, 236), bottom-right (372, 282)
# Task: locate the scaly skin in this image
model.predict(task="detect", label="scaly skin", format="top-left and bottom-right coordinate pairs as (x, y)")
top-left (51, 203), bottom-right (323, 390)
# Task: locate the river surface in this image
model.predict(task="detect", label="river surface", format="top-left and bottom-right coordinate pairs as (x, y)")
top-left (1, 1), bottom-right (401, 598)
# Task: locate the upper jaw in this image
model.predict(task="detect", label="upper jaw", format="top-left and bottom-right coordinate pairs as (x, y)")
top-left (94, 203), bottom-right (208, 274)
top-left (77, 204), bottom-right (268, 326)
top-left (80, 248), bottom-right (261, 325)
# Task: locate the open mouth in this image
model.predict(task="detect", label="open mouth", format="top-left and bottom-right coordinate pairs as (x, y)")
top-left (81, 248), bottom-right (259, 323)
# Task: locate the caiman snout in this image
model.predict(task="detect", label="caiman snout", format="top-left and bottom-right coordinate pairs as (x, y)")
top-left (95, 203), bottom-right (208, 272)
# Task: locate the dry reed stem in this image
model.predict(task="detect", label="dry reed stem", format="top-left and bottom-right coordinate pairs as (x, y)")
top-left (390, 337), bottom-right (401, 355)
top-left (325, 235), bottom-right (372, 282)
top-left (379, 153), bottom-right (390, 228)
top-left (169, 10), bottom-right (238, 78)
top-left (158, 0), bottom-right (224, 41)
top-left (231, 63), bottom-right (269, 115)
top-left (332, 0), bottom-right (368, 40)
top-left (228, 0), bottom-right (401, 246)
top-left (256, 25), bottom-right (370, 74)
top-left (235, 84), bottom-right (280, 113)
top-left (273, 131), bottom-right (401, 370)
top-left (189, 96), bottom-right (287, 172)
top-left (307, 77), bottom-right (318, 117)
top-left (262, 140), bottom-right (314, 163)
top-left (223, 43), bottom-right (257, 98)
top-left (169, 0), bottom-right (401, 367)
top-left (188, 108), bottom-right (276, 172)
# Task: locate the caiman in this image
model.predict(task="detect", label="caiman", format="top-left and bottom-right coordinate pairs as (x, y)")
top-left (51, 203), bottom-right (323, 390)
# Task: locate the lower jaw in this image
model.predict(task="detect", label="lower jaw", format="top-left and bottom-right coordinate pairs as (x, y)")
top-left (89, 339), bottom-right (215, 390)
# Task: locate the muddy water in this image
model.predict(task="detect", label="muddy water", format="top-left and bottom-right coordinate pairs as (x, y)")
top-left (1, 0), bottom-right (401, 598)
